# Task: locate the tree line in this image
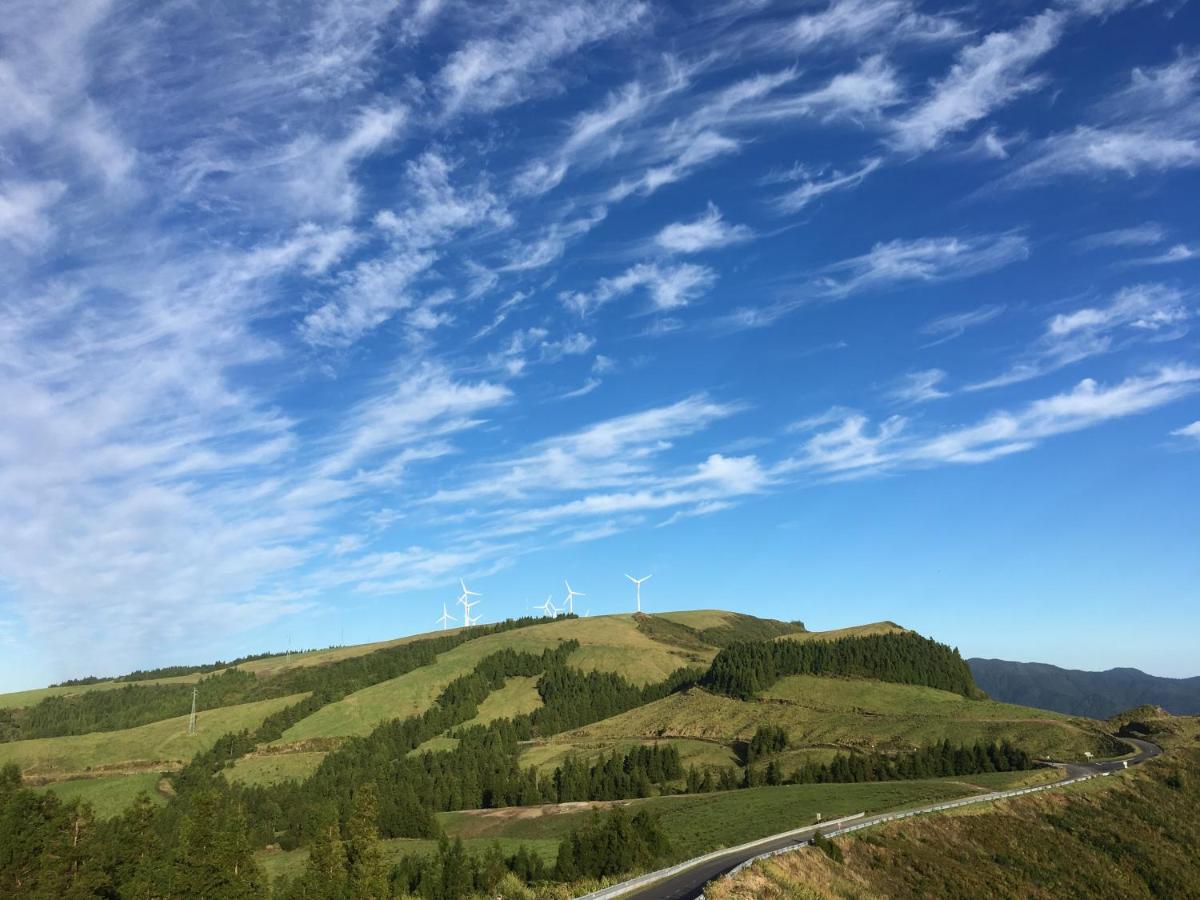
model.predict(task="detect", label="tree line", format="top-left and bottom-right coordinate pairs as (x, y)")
top-left (701, 632), bottom-right (981, 699)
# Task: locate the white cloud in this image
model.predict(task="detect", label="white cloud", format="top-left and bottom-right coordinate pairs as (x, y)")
top-left (919, 304), bottom-right (1005, 346)
top-left (318, 363), bottom-right (512, 477)
top-left (280, 104), bottom-right (407, 219)
top-left (1011, 128), bottom-right (1200, 182)
top-left (436, 0), bottom-right (647, 115)
top-left (891, 11), bottom-right (1065, 153)
top-left (1076, 222), bottom-right (1167, 250)
top-left (1006, 52), bottom-right (1200, 185)
top-left (970, 284), bottom-right (1191, 390)
top-left (655, 204), bottom-right (753, 253)
top-left (501, 208), bottom-right (606, 271)
top-left (818, 233), bottom-right (1029, 297)
top-left (426, 394), bottom-right (743, 505)
top-left (774, 158), bottom-right (882, 212)
top-left (784, 0), bottom-right (967, 51)
top-left (889, 369), bottom-right (949, 404)
top-left (0, 180), bottom-right (67, 252)
top-left (608, 131), bottom-right (742, 201)
top-left (562, 261), bottom-right (717, 315)
top-left (772, 56), bottom-right (904, 122)
top-left (1172, 420), bottom-right (1200, 441)
top-left (513, 82), bottom-right (652, 195)
top-left (375, 152), bottom-right (512, 247)
top-left (787, 366), bottom-right (1200, 476)
top-left (1126, 243), bottom-right (1199, 266)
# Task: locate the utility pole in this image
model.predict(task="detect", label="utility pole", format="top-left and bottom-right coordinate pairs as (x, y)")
top-left (187, 687), bottom-right (198, 735)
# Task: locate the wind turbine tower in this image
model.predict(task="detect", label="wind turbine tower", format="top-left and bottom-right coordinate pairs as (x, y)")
top-left (436, 602), bottom-right (457, 630)
top-left (564, 580), bottom-right (585, 615)
top-left (187, 687), bottom-right (198, 736)
top-left (458, 578), bottom-right (481, 626)
top-left (535, 596), bottom-right (558, 617)
top-left (625, 574), bottom-right (652, 613)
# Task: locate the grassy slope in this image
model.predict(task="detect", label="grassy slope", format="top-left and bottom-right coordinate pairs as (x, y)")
top-left (465, 675), bottom-right (543, 726)
top-left (225, 750), bottom-right (329, 788)
top-left (0, 693), bottom-right (307, 777)
top-left (557, 675), bottom-right (1108, 760)
top-left (42, 772), bottom-right (167, 818)
top-left (277, 615), bottom-right (710, 744)
top-left (519, 736), bottom-right (739, 774)
top-left (708, 720), bottom-right (1200, 899)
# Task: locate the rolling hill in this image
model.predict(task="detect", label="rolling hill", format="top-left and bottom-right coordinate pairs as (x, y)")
top-left (0, 610), bottom-right (1146, 898)
top-left (969, 657), bottom-right (1200, 718)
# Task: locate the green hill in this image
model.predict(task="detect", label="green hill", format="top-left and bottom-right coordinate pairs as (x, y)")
top-left (0, 610), bottom-right (1148, 898)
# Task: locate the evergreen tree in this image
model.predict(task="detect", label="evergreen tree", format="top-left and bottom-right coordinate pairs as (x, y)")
top-left (345, 784), bottom-right (389, 900)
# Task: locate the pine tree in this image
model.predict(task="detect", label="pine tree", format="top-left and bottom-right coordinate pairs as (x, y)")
top-left (345, 784), bottom-right (389, 900)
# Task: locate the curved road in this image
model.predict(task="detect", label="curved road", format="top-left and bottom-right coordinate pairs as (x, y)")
top-left (609, 738), bottom-right (1160, 900)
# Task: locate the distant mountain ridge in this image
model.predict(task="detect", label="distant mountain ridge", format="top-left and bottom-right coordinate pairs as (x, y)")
top-left (968, 658), bottom-right (1200, 718)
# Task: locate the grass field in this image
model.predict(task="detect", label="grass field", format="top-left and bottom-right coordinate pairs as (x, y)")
top-left (0, 693), bottom-right (307, 777)
top-left (225, 750), bottom-right (328, 787)
top-left (561, 676), bottom-right (1108, 761)
top-left (519, 736), bottom-right (739, 774)
top-left (277, 615), bottom-right (711, 744)
top-left (465, 676), bottom-right (543, 726)
top-left (257, 834), bottom-right (561, 885)
top-left (41, 772), bottom-right (166, 817)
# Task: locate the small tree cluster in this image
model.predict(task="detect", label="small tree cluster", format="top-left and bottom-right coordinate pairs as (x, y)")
top-left (553, 807), bottom-right (672, 881)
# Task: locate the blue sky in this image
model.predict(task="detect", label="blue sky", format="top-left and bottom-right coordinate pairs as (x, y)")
top-left (1, 0), bottom-right (1198, 691)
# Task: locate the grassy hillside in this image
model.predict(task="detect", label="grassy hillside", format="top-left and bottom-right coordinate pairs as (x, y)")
top-left (274, 614), bottom-right (712, 743)
top-left (556, 675), bottom-right (1110, 761)
top-left (42, 772), bottom-right (167, 818)
top-left (0, 692), bottom-right (307, 777)
top-left (708, 717), bottom-right (1200, 899)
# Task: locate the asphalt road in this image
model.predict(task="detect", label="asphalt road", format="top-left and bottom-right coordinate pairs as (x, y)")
top-left (617, 738), bottom-right (1161, 900)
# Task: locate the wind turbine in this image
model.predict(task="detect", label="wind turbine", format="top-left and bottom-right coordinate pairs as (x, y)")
top-left (564, 580), bottom-right (585, 615)
top-left (535, 596), bottom-right (558, 617)
top-left (458, 578), bottom-right (481, 626)
top-left (625, 574), bottom-right (652, 613)
top-left (436, 603), bottom-right (457, 630)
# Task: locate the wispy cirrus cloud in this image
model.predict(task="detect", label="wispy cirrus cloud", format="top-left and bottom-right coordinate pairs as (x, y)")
top-left (816, 233), bottom-right (1029, 297)
top-left (1076, 222), bottom-right (1167, 250)
top-left (783, 0), bottom-right (968, 52)
top-left (919, 304), bottom-right (1005, 346)
top-left (969, 283), bottom-right (1191, 390)
top-left (654, 204), bottom-right (753, 254)
top-left (1006, 51), bottom-right (1200, 185)
top-left (888, 369), bottom-right (950, 404)
top-left (890, 11), bottom-right (1065, 154)
top-left (561, 261), bottom-right (717, 315)
top-left (785, 366), bottom-right (1200, 476)
top-left (772, 157), bottom-right (882, 212)
top-left (435, 0), bottom-right (648, 115)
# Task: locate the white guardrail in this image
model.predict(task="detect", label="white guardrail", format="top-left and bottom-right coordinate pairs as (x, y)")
top-left (577, 772), bottom-right (1100, 900)
top-left (575, 812), bottom-right (866, 900)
